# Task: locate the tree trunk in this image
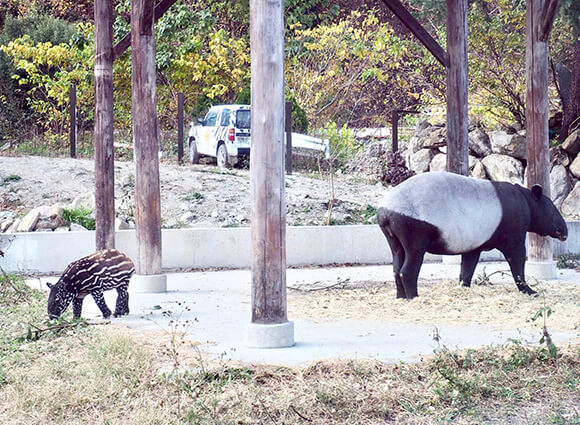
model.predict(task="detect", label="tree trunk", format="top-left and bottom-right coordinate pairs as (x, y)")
top-left (559, 38), bottom-right (580, 141)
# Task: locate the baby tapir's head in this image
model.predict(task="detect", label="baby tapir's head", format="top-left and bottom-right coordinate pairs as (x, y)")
top-left (46, 280), bottom-right (74, 319)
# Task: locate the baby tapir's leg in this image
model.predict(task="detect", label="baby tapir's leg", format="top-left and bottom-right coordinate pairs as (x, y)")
top-left (114, 284), bottom-right (130, 317)
top-left (72, 295), bottom-right (86, 319)
top-left (90, 289), bottom-right (112, 319)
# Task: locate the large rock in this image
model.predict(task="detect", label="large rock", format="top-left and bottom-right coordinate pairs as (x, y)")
top-left (71, 192), bottom-right (95, 210)
top-left (35, 214), bottom-right (67, 231)
top-left (550, 165), bottom-right (571, 209)
top-left (561, 182), bottom-right (580, 219)
top-left (16, 209), bottom-right (41, 232)
top-left (562, 129), bottom-right (580, 156)
top-left (489, 131), bottom-right (527, 160)
top-left (429, 153), bottom-right (447, 172)
top-left (471, 161), bottom-right (487, 179)
top-left (415, 120), bottom-right (432, 136)
top-left (481, 154), bottom-right (524, 184)
top-left (468, 128), bottom-right (492, 157)
top-left (407, 127), bottom-right (446, 154)
top-left (409, 149), bottom-right (437, 173)
top-left (570, 154), bottom-right (580, 178)
top-left (549, 146), bottom-right (570, 168)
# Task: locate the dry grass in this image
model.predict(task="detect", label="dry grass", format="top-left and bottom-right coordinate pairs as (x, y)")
top-left (288, 279), bottom-right (580, 332)
top-left (2, 272), bottom-right (580, 424)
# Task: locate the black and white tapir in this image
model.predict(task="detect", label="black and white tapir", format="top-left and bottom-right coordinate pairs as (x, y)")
top-left (47, 249), bottom-right (135, 319)
top-left (377, 172), bottom-right (568, 299)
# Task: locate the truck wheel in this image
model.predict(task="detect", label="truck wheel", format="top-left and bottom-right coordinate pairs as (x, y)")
top-left (216, 143), bottom-right (229, 168)
top-left (189, 138), bottom-right (200, 164)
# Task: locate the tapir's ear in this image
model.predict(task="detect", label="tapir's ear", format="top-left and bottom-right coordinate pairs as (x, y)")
top-left (531, 184), bottom-right (543, 201)
top-left (46, 282), bottom-right (54, 289)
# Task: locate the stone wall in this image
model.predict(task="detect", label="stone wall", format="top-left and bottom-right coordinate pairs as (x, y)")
top-left (403, 122), bottom-right (580, 219)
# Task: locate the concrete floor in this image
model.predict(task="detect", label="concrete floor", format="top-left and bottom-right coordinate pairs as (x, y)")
top-left (31, 261), bottom-right (580, 366)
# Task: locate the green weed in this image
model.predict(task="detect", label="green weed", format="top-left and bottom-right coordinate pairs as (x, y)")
top-left (61, 207), bottom-right (96, 230)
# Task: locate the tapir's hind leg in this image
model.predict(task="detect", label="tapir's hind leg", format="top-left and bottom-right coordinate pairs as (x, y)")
top-left (399, 249), bottom-right (425, 299)
top-left (381, 229), bottom-right (406, 298)
top-left (460, 250), bottom-right (481, 287)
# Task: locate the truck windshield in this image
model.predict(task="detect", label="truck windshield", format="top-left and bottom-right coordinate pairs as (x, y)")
top-left (236, 110), bottom-right (251, 129)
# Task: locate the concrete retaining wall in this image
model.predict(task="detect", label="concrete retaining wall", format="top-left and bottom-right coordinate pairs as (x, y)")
top-left (1, 222), bottom-right (578, 274)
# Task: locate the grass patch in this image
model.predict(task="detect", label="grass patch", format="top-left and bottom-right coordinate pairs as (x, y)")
top-left (557, 253), bottom-right (580, 270)
top-left (1, 272), bottom-right (579, 424)
top-left (61, 207), bottom-right (96, 230)
top-left (0, 174), bottom-right (22, 186)
top-left (180, 192), bottom-right (204, 201)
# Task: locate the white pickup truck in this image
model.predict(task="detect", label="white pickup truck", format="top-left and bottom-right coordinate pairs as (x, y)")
top-left (188, 104), bottom-right (329, 168)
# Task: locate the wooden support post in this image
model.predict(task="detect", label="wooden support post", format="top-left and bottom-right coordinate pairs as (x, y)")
top-left (391, 110), bottom-right (399, 152)
top-left (525, 0), bottom-right (556, 278)
top-left (285, 101), bottom-right (292, 175)
top-left (94, 0), bottom-right (115, 250)
top-left (113, 0), bottom-right (179, 60)
top-left (69, 84), bottom-right (77, 158)
top-left (445, 0), bottom-right (469, 175)
top-left (246, 0), bottom-right (293, 348)
top-left (177, 92), bottom-right (184, 165)
top-left (131, 0), bottom-right (165, 291)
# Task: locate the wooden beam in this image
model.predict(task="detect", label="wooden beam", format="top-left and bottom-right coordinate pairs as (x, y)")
top-left (526, 0), bottom-right (553, 263)
top-left (538, 0), bottom-right (560, 42)
top-left (378, 0), bottom-right (448, 68)
top-left (94, 0), bottom-right (116, 250)
top-left (132, 0), bottom-right (163, 275)
top-left (250, 0), bottom-right (287, 324)
top-left (69, 84), bottom-right (77, 158)
top-left (177, 92), bottom-right (184, 164)
top-left (113, 0), bottom-right (179, 60)
top-left (446, 0), bottom-right (470, 175)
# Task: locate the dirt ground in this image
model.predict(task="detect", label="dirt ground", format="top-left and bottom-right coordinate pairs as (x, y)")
top-left (0, 154), bottom-right (385, 228)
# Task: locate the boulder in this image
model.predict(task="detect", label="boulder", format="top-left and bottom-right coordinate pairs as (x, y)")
top-left (0, 219), bottom-right (14, 232)
top-left (6, 219), bottom-right (21, 233)
top-left (115, 217), bottom-right (132, 230)
top-left (70, 223), bottom-right (89, 231)
top-left (468, 128), bottom-right (492, 157)
top-left (569, 154), bottom-right (580, 179)
top-left (481, 154), bottom-right (524, 184)
top-left (409, 149), bottom-right (437, 173)
top-left (549, 146), bottom-right (570, 168)
top-left (549, 165), bottom-right (571, 209)
top-left (16, 209), bottom-right (41, 232)
top-left (71, 192), bottom-right (95, 210)
top-left (35, 214), bottom-right (67, 231)
top-left (562, 129), bottom-right (580, 156)
top-left (561, 182), bottom-right (580, 219)
top-left (429, 153), bottom-right (447, 172)
top-left (415, 120), bottom-right (432, 136)
top-left (471, 161), bottom-right (487, 179)
top-left (50, 203), bottom-right (66, 217)
top-left (489, 131), bottom-right (527, 160)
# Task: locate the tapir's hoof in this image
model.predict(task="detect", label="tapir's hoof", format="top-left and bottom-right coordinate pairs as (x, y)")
top-left (517, 284), bottom-right (538, 296)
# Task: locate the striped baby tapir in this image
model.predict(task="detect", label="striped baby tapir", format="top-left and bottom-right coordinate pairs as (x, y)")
top-left (378, 172), bottom-right (568, 299)
top-left (47, 249), bottom-right (135, 319)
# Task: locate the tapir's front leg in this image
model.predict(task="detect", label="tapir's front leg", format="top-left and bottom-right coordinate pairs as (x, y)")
top-left (460, 250), bottom-right (481, 287)
top-left (72, 296), bottom-right (85, 319)
top-left (502, 244), bottom-right (537, 296)
top-left (90, 290), bottom-right (112, 318)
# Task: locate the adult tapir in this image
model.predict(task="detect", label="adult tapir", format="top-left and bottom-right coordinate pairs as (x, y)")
top-left (377, 171), bottom-right (568, 299)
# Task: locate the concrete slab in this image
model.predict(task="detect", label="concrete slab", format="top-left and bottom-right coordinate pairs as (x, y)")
top-left (30, 262), bottom-right (580, 366)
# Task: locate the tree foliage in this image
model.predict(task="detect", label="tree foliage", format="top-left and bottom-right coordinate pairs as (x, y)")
top-left (286, 10), bottom-right (428, 129)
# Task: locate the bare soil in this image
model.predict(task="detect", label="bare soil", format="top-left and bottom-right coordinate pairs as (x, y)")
top-left (0, 154), bottom-right (385, 228)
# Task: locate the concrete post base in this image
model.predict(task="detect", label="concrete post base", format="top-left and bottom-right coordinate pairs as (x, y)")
top-left (245, 321), bottom-right (295, 348)
top-left (130, 274), bottom-right (167, 293)
top-left (526, 260), bottom-right (557, 280)
top-left (442, 255), bottom-right (462, 265)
